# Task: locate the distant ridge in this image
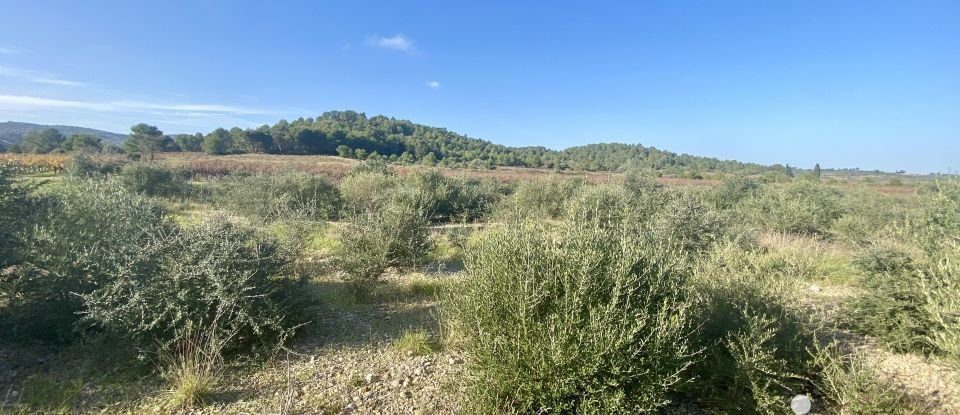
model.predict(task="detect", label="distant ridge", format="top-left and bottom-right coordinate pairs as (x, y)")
top-left (0, 121), bottom-right (127, 148)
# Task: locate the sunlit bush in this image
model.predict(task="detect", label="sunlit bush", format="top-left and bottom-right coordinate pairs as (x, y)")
top-left (443, 218), bottom-right (698, 414)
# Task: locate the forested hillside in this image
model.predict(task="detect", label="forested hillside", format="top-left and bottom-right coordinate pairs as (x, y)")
top-left (192, 110), bottom-right (784, 174)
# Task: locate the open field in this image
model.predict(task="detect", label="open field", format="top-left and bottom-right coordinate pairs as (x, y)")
top-left (2, 156), bottom-right (959, 414)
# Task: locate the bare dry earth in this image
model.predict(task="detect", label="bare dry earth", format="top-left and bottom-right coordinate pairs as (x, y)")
top-left (807, 283), bottom-right (960, 414)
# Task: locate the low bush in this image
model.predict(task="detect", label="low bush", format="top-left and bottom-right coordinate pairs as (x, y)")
top-left (493, 175), bottom-right (585, 222)
top-left (119, 163), bottom-right (191, 198)
top-left (0, 166), bottom-right (35, 267)
top-left (689, 240), bottom-right (818, 413)
top-left (338, 170), bottom-right (403, 214)
top-left (712, 174), bottom-right (761, 210)
top-left (0, 178), bottom-right (168, 343)
top-left (411, 170), bottom-right (503, 222)
top-left (211, 172), bottom-right (340, 221)
top-left (443, 218), bottom-right (698, 414)
top-left (845, 256), bottom-right (934, 354)
top-left (742, 181), bottom-right (845, 235)
top-left (832, 188), bottom-right (910, 245)
top-left (919, 241), bottom-right (960, 365)
top-left (64, 153), bottom-right (125, 178)
top-left (650, 191), bottom-right (726, 257)
top-left (82, 216), bottom-right (294, 353)
top-left (811, 342), bottom-right (930, 414)
top-left (562, 184), bottom-right (632, 229)
top-left (334, 189), bottom-right (433, 294)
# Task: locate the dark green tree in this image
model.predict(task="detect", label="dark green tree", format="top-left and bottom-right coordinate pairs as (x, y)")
top-left (173, 133), bottom-right (204, 152)
top-left (203, 128), bottom-right (234, 155)
top-left (20, 128), bottom-right (65, 153)
top-left (124, 123), bottom-right (165, 160)
top-left (61, 134), bottom-right (102, 153)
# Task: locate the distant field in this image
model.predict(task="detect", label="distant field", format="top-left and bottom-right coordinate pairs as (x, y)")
top-left (158, 152), bottom-right (931, 195)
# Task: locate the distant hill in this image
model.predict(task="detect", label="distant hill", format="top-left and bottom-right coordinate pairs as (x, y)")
top-left (199, 110), bottom-right (782, 175)
top-left (0, 122), bottom-right (127, 148)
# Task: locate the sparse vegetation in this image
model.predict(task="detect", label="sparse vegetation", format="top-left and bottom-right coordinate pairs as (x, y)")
top-left (0, 150), bottom-right (957, 414)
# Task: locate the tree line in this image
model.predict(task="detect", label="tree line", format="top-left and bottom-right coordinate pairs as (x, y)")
top-left (6, 110), bottom-right (789, 174)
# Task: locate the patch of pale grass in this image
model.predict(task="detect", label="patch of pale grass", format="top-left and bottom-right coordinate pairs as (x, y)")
top-left (394, 329), bottom-right (435, 356)
top-left (161, 331), bottom-right (224, 409)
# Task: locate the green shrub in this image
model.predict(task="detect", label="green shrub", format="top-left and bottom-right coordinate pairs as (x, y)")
top-left (832, 187), bottom-right (910, 245)
top-left (811, 342), bottom-right (930, 414)
top-left (334, 189), bottom-right (433, 294)
top-left (712, 174), bottom-right (760, 210)
top-left (119, 163), bottom-right (190, 198)
top-left (620, 169), bottom-right (670, 220)
top-left (347, 159), bottom-right (393, 176)
top-left (919, 241), bottom-right (960, 365)
top-left (212, 172), bottom-right (340, 220)
top-left (846, 257), bottom-right (934, 354)
top-left (0, 178), bottom-right (168, 342)
top-left (443, 220), bottom-right (698, 414)
top-left (690, 241), bottom-right (818, 413)
top-left (650, 191), bottom-right (726, 257)
top-left (0, 166), bottom-right (34, 267)
top-left (64, 154), bottom-right (125, 178)
top-left (82, 216), bottom-right (294, 353)
top-left (742, 181), bottom-right (844, 235)
top-left (911, 178), bottom-right (960, 258)
top-left (494, 175), bottom-right (585, 221)
top-left (338, 171), bottom-right (403, 213)
top-left (852, 243), bottom-right (915, 275)
top-left (411, 170), bottom-right (503, 222)
top-left (562, 184), bottom-right (632, 229)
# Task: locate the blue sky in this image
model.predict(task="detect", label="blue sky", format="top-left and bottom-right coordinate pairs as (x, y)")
top-left (0, 1), bottom-right (957, 173)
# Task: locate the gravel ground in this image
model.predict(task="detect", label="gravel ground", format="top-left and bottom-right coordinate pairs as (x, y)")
top-left (806, 283), bottom-right (960, 414)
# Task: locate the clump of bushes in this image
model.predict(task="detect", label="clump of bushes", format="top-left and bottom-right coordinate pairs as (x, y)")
top-left (410, 170), bottom-right (503, 223)
top-left (65, 153), bottom-right (126, 177)
top-left (211, 172), bottom-right (340, 221)
top-left (334, 188), bottom-right (433, 294)
top-left (0, 166), bottom-right (35, 267)
top-left (742, 180), bottom-right (845, 235)
top-left (0, 178), bottom-right (168, 342)
top-left (811, 342), bottom-right (931, 414)
top-left (689, 240), bottom-right (818, 412)
top-left (82, 216), bottom-right (294, 353)
top-left (493, 175), bottom-right (585, 221)
top-left (0, 177), bottom-right (300, 354)
top-left (338, 170), bottom-right (403, 213)
top-left (119, 163), bottom-right (191, 198)
top-left (711, 174), bottom-right (760, 210)
top-left (443, 218), bottom-right (698, 413)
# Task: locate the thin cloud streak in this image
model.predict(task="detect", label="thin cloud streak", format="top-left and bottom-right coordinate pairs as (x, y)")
top-left (0, 94), bottom-right (275, 116)
top-left (0, 47), bottom-right (18, 55)
top-left (0, 65), bottom-right (86, 87)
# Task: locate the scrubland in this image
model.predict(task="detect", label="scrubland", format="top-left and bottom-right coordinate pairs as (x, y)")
top-left (1, 155), bottom-right (958, 414)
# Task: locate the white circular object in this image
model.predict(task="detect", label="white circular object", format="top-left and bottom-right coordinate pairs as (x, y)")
top-left (790, 394), bottom-right (812, 415)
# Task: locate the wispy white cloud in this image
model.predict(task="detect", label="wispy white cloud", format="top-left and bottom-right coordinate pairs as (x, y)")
top-left (426, 80), bottom-right (440, 88)
top-left (0, 65), bottom-right (86, 87)
top-left (0, 47), bottom-right (19, 55)
top-left (367, 34), bottom-right (414, 52)
top-left (0, 94), bottom-right (274, 116)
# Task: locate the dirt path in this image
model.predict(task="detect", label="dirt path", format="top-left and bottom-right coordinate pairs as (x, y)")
top-left (807, 283), bottom-right (960, 414)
